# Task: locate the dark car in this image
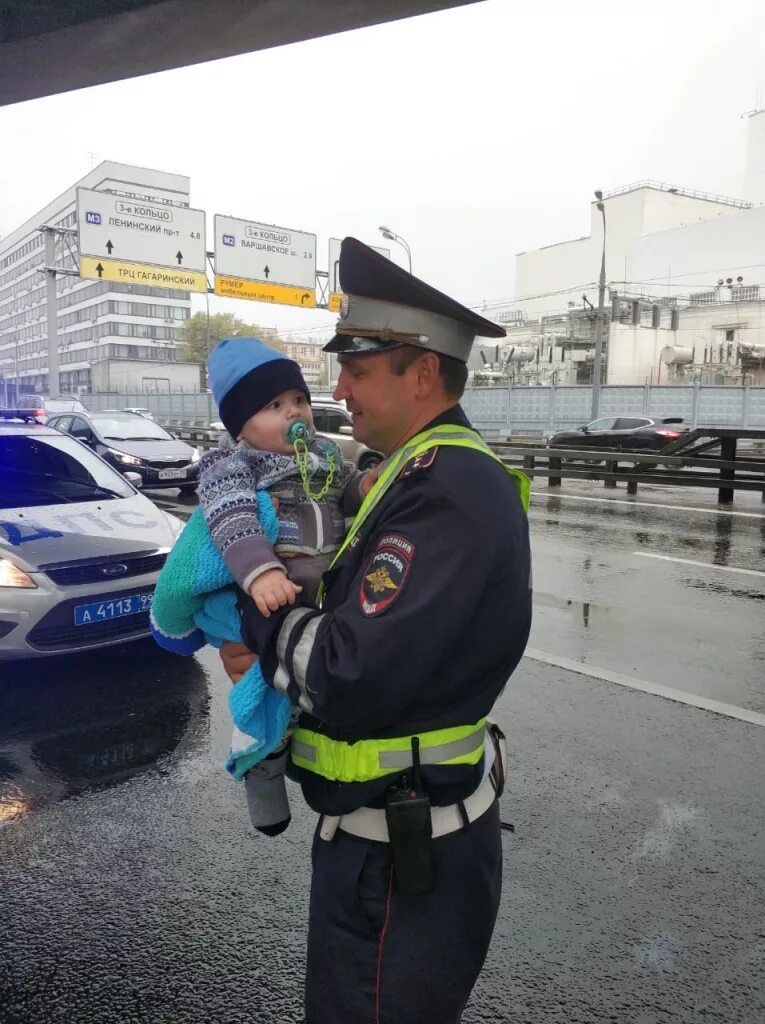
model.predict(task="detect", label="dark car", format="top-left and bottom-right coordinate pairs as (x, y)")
top-left (549, 415), bottom-right (686, 452)
top-left (16, 394), bottom-right (89, 423)
top-left (47, 411), bottom-right (200, 493)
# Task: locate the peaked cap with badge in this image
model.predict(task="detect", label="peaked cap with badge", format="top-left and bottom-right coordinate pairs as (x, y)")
top-left (324, 237), bottom-right (505, 363)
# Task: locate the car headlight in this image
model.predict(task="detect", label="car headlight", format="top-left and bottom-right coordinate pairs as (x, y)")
top-left (190, 448), bottom-right (200, 464)
top-left (108, 447), bottom-right (143, 466)
top-left (0, 558), bottom-right (37, 589)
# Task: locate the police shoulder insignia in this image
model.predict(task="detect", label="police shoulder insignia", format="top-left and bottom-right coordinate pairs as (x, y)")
top-left (400, 446), bottom-right (438, 478)
top-left (360, 533), bottom-right (415, 616)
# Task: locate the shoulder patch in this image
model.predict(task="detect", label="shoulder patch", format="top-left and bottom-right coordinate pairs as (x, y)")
top-left (400, 446), bottom-right (439, 479)
top-left (360, 533), bottom-right (415, 616)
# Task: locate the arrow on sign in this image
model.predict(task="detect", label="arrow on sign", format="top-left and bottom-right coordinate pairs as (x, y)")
top-left (301, 293), bottom-right (310, 305)
top-left (106, 240), bottom-right (114, 255)
top-left (176, 251), bottom-right (183, 265)
top-left (95, 263), bottom-right (104, 278)
top-left (264, 265), bottom-right (270, 279)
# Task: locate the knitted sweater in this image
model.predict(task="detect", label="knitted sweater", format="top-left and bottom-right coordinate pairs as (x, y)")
top-left (199, 434), bottom-right (364, 592)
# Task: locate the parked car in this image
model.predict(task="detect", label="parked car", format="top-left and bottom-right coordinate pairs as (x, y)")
top-left (548, 415), bottom-right (686, 452)
top-left (0, 410), bottom-right (183, 659)
top-left (122, 407), bottom-right (155, 420)
top-left (16, 394), bottom-right (88, 423)
top-left (47, 411), bottom-right (200, 493)
top-left (208, 399), bottom-right (382, 469)
top-left (312, 400), bottom-right (383, 470)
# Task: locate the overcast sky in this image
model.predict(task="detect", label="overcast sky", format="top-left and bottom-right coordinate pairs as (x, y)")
top-left (1, 0), bottom-right (765, 337)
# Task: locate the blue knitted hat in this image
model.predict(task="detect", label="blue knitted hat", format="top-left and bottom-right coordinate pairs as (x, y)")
top-left (207, 337), bottom-right (309, 438)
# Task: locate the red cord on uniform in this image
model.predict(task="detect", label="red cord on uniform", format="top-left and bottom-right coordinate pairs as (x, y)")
top-left (375, 866), bottom-right (395, 1024)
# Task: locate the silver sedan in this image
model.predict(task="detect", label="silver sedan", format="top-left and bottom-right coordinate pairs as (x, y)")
top-left (0, 416), bottom-right (183, 660)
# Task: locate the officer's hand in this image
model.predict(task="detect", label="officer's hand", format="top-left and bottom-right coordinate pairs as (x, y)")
top-left (220, 641), bottom-right (257, 684)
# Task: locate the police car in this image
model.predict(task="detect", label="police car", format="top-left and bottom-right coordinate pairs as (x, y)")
top-left (0, 411), bottom-right (183, 660)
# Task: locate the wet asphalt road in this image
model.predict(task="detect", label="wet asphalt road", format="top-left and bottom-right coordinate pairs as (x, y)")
top-left (0, 482), bottom-right (763, 1023)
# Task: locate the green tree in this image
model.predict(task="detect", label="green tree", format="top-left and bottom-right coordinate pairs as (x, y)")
top-left (178, 312), bottom-right (284, 384)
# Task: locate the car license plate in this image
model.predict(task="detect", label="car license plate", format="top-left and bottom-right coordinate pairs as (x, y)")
top-left (158, 468), bottom-right (186, 480)
top-left (74, 592), bottom-right (153, 626)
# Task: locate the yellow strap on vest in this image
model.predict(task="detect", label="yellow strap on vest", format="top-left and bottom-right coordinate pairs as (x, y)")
top-left (318, 424), bottom-right (529, 605)
top-left (291, 719), bottom-right (487, 783)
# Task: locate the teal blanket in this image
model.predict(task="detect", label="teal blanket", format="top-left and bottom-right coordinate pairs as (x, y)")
top-left (150, 494), bottom-right (292, 779)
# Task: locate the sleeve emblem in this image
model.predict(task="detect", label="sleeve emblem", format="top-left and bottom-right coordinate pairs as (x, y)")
top-left (359, 533), bottom-right (414, 616)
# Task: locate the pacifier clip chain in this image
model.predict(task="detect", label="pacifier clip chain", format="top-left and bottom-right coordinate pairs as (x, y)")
top-left (288, 420), bottom-right (336, 501)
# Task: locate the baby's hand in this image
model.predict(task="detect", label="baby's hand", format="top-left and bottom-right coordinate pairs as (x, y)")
top-left (249, 568), bottom-right (303, 617)
top-left (360, 467), bottom-right (380, 498)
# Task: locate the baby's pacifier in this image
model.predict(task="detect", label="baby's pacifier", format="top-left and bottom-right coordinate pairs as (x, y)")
top-left (286, 420), bottom-right (311, 445)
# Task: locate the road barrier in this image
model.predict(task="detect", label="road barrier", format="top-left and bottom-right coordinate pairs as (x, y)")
top-left (487, 440), bottom-right (765, 505)
top-left (168, 423), bottom-right (765, 505)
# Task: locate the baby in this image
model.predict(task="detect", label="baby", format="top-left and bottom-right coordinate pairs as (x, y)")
top-left (198, 337), bottom-right (375, 835)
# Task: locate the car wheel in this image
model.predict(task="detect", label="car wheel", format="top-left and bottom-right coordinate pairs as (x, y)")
top-left (179, 483), bottom-right (198, 494)
top-left (359, 452), bottom-right (383, 471)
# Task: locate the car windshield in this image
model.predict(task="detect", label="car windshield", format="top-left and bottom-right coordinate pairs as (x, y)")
top-left (47, 399), bottom-right (87, 414)
top-left (0, 434), bottom-right (134, 509)
top-left (17, 397), bottom-right (86, 413)
top-left (90, 416), bottom-right (172, 441)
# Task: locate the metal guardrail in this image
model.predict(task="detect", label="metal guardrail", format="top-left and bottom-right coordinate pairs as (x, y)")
top-left (166, 423), bottom-right (765, 505)
top-left (601, 180), bottom-right (752, 210)
top-left (487, 442), bottom-right (765, 505)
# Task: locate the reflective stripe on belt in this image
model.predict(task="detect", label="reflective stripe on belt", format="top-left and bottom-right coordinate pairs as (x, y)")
top-left (290, 720), bottom-right (486, 784)
top-left (378, 723), bottom-right (486, 769)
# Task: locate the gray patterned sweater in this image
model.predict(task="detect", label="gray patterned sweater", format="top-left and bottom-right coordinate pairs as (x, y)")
top-left (198, 434), bottom-right (365, 597)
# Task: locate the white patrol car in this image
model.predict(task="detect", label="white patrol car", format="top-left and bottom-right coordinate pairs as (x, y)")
top-left (0, 411), bottom-right (183, 660)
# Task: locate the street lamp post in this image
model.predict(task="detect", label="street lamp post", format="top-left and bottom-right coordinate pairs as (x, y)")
top-left (378, 225), bottom-right (412, 273)
top-left (590, 191), bottom-right (607, 420)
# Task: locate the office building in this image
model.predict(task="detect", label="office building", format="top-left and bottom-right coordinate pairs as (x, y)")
top-left (0, 161), bottom-right (195, 402)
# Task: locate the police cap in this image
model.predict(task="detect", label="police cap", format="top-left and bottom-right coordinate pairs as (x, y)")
top-left (324, 237), bottom-right (505, 363)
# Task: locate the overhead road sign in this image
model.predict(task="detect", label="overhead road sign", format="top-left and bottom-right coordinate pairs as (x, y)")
top-left (327, 237), bottom-right (390, 311)
top-left (77, 188), bottom-right (206, 293)
top-left (77, 188), bottom-right (207, 284)
top-left (214, 275), bottom-right (316, 308)
top-left (214, 215), bottom-right (316, 309)
top-left (80, 256), bottom-right (207, 293)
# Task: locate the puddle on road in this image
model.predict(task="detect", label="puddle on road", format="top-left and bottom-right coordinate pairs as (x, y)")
top-left (686, 580), bottom-right (765, 602)
top-left (0, 644), bottom-right (211, 823)
top-left (531, 497), bottom-right (765, 572)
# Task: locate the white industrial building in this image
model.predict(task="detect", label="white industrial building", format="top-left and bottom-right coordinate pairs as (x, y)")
top-left (480, 110), bottom-right (765, 387)
top-left (0, 161), bottom-right (198, 401)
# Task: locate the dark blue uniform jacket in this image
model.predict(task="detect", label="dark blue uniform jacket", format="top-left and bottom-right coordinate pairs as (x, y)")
top-left (245, 405), bottom-right (532, 816)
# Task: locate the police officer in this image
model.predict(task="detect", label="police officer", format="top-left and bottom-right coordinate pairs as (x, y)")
top-left (221, 237), bottom-right (532, 1024)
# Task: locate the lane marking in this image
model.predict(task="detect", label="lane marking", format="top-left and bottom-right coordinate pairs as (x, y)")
top-left (524, 648), bottom-right (765, 728)
top-left (634, 551), bottom-right (765, 579)
top-left (530, 491), bottom-right (765, 520)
